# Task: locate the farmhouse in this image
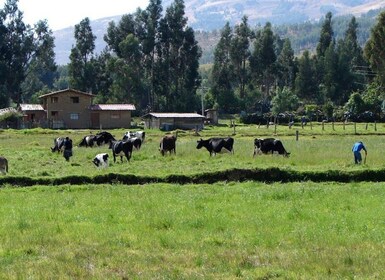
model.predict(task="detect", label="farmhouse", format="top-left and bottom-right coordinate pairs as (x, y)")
top-left (142, 112), bottom-right (205, 130)
top-left (37, 88), bottom-right (135, 129)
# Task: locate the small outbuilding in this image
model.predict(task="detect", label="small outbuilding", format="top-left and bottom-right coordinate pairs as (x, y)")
top-left (89, 104), bottom-right (136, 129)
top-left (18, 104), bottom-right (46, 127)
top-left (142, 112), bottom-right (205, 131)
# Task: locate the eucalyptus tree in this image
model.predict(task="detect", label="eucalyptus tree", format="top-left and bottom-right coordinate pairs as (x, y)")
top-left (276, 38), bottom-right (296, 89)
top-left (211, 22), bottom-right (238, 113)
top-left (68, 17), bottom-right (96, 92)
top-left (294, 50), bottom-right (318, 103)
top-left (250, 22), bottom-right (277, 99)
top-left (230, 16), bottom-right (252, 99)
top-left (156, 0), bottom-right (201, 112)
top-left (0, 0), bottom-right (56, 106)
top-left (21, 20), bottom-right (57, 102)
top-left (364, 11), bottom-right (385, 86)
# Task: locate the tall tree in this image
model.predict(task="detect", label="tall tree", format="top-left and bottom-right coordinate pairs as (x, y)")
top-left (230, 16), bottom-right (252, 99)
top-left (68, 17), bottom-right (96, 92)
top-left (211, 22), bottom-right (238, 113)
top-left (0, 0), bottom-right (56, 106)
top-left (21, 20), bottom-right (57, 102)
top-left (317, 12), bottom-right (334, 58)
top-left (276, 38), bottom-right (296, 89)
top-left (250, 22), bottom-right (277, 98)
top-left (156, 0), bottom-right (201, 112)
top-left (364, 11), bottom-right (385, 86)
top-left (295, 50), bottom-right (318, 103)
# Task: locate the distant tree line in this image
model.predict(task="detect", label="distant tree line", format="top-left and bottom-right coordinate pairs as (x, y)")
top-left (208, 11), bottom-right (385, 122)
top-left (1, 0), bottom-right (385, 121)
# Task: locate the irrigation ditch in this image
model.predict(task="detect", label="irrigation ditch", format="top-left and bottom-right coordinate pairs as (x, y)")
top-left (1, 167), bottom-right (385, 187)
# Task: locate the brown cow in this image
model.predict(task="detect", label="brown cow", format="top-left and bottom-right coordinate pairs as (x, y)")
top-left (159, 132), bottom-right (178, 156)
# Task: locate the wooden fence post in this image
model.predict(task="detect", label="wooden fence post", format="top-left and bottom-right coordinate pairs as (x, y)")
top-left (296, 130), bottom-right (299, 141)
top-left (375, 121), bottom-right (377, 132)
top-left (322, 121), bottom-right (324, 131)
top-left (354, 122), bottom-right (357, 134)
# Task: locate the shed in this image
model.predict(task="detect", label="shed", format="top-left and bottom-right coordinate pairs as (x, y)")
top-left (142, 112), bottom-right (205, 130)
top-left (89, 104), bottom-right (136, 129)
top-left (205, 108), bottom-right (218, 125)
top-left (18, 104), bottom-right (46, 122)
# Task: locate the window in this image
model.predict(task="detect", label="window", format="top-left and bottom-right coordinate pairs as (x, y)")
top-left (111, 113), bottom-right (120, 119)
top-left (70, 96), bottom-right (79, 103)
top-left (51, 97), bottom-right (58, 103)
top-left (70, 113), bottom-right (79, 120)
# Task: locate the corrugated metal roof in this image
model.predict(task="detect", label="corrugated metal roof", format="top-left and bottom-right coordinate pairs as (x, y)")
top-left (144, 113), bottom-right (205, 118)
top-left (0, 107), bottom-right (17, 116)
top-left (19, 104), bottom-right (44, 111)
top-left (90, 104), bottom-right (136, 111)
top-left (39, 88), bottom-right (95, 98)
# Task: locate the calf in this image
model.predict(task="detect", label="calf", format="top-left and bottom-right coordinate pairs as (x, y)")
top-left (0, 156), bottom-right (8, 174)
top-left (109, 140), bottom-right (133, 163)
top-left (93, 153), bottom-right (109, 168)
top-left (159, 134), bottom-right (177, 156)
top-left (51, 137), bottom-right (65, 153)
top-left (254, 138), bottom-right (290, 157)
top-left (196, 137), bottom-right (234, 156)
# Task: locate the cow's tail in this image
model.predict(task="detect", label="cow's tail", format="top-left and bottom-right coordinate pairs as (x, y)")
top-left (5, 159), bottom-right (8, 173)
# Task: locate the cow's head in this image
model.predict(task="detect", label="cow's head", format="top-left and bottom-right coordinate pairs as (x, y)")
top-left (254, 138), bottom-right (263, 149)
top-left (196, 139), bottom-right (204, 149)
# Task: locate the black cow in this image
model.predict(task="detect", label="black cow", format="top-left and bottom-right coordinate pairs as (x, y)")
top-left (51, 137), bottom-right (65, 153)
top-left (159, 134), bottom-right (177, 156)
top-left (109, 140), bottom-right (133, 163)
top-left (253, 138), bottom-right (290, 157)
top-left (196, 137), bottom-right (234, 156)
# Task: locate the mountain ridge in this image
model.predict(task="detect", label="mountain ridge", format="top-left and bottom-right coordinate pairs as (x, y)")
top-left (53, 0), bottom-right (385, 65)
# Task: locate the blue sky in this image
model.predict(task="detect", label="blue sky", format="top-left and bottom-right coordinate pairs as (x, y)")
top-left (0, 0), bottom-right (149, 30)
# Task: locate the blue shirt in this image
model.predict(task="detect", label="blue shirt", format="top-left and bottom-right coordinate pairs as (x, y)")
top-left (352, 142), bottom-right (366, 152)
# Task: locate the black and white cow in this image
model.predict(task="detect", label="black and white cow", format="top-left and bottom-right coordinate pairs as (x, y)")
top-left (109, 140), bottom-right (133, 163)
top-left (123, 131), bottom-right (145, 143)
top-left (93, 153), bottom-right (109, 168)
top-left (196, 137), bottom-right (234, 156)
top-left (95, 131), bottom-right (116, 145)
top-left (159, 134), bottom-right (177, 156)
top-left (253, 138), bottom-right (290, 157)
top-left (51, 137), bottom-right (65, 152)
top-left (127, 137), bottom-right (142, 150)
top-left (79, 135), bottom-right (96, 147)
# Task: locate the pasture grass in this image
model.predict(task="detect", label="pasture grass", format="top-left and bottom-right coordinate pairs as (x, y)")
top-left (0, 124), bottom-right (385, 180)
top-left (1, 181), bottom-right (385, 278)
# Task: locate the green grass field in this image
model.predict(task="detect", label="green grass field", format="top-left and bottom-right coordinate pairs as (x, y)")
top-left (1, 124), bottom-right (385, 278)
top-left (1, 182), bottom-right (385, 279)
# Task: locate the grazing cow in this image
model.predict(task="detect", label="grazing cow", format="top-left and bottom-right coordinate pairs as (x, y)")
top-left (79, 135), bottom-right (96, 147)
top-left (51, 137), bottom-right (65, 153)
top-left (253, 138), bottom-right (290, 157)
top-left (123, 131), bottom-right (145, 143)
top-left (109, 140), bottom-right (133, 163)
top-left (196, 137), bottom-right (234, 156)
top-left (127, 137), bottom-right (142, 150)
top-left (79, 131), bottom-right (115, 147)
top-left (0, 156), bottom-right (8, 174)
top-left (93, 153), bottom-right (109, 168)
top-left (159, 134), bottom-right (177, 156)
top-left (95, 131), bottom-right (116, 145)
